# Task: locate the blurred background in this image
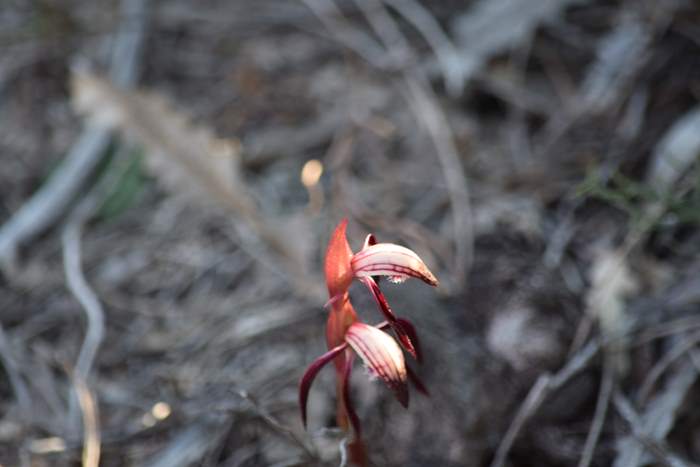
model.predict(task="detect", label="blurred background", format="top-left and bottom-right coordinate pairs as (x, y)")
top-left (1, 0), bottom-right (700, 465)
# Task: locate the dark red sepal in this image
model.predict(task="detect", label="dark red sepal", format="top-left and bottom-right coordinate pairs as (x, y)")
top-left (395, 317), bottom-right (422, 363)
top-left (361, 277), bottom-right (397, 321)
top-left (406, 366), bottom-right (430, 396)
top-left (361, 277), bottom-right (419, 360)
top-left (300, 342), bottom-right (348, 428)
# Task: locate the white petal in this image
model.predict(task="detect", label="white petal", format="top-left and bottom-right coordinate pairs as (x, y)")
top-left (351, 243), bottom-right (438, 286)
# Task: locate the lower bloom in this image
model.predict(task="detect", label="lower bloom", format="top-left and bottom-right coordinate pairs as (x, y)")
top-left (300, 321), bottom-right (408, 436)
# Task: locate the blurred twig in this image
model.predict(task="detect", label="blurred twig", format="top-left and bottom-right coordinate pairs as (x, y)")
top-left (73, 373), bottom-right (101, 467)
top-left (0, 0), bottom-right (147, 273)
top-left (237, 390), bottom-right (318, 462)
top-left (403, 78), bottom-right (473, 287)
top-left (72, 70), bottom-right (324, 302)
top-left (577, 358), bottom-right (614, 467)
top-left (0, 323), bottom-right (31, 419)
top-left (638, 329), bottom-right (700, 404)
top-left (62, 193), bottom-right (105, 431)
top-left (307, 0), bottom-right (474, 288)
top-left (613, 371), bottom-right (697, 467)
top-left (490, 340), bottom-right (600, 467)
top-left (358, 0), bottom-right (474, 285)
top-left (144, 424), bottom-right (214, 467)
top-left (301, 0), bottom-right (390, 68)
top-left (61, 146), bottom-right (140, 438)
top-left (382, 0), bottom-right (465, 97)
top-left (0, 127), bottom-right (110, 272)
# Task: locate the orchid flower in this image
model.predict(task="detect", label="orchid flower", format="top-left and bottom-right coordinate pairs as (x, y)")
top-left (299, 219), bottom-right (438, 444)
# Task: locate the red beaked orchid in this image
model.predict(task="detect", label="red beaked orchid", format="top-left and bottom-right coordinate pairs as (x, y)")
top-left (299, 219), bottom-right (438, 459)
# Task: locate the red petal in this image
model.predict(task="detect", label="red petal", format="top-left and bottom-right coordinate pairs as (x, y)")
top-left (325, 219), bottom-right (354, 299)
top-left (341, 351), bottom-right (362, 437)
top-left (345, 323), bottom-right (409, 408)
top-left (299, 342), bottom-right (348, 428)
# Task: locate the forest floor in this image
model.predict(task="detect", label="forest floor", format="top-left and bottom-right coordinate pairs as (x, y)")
top-left (1, 0), bottom-right (700, 466)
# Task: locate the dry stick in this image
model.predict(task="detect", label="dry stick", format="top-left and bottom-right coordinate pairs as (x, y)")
top-left (62, 186), bottom-right (105, 430)
top-left (338, 436), bottom-right (349, 467)
top-left (0, 0), bottom-right (147, 273)
top-left (612, 393), bottom-right (675, 467)
top-left (144, 424), bottom-right (212, 467)
top-left (0, 324), bottom-right (31, 419)
top-left (490, 340), bottom-right (600, 467)
top-left (73, 374), bottom-right (100, 467)
top-left (62, 149), bottom-right (143, 440)
top-left (64, 0), bottom-right (148, 446)
top-left (613, 391), bottom-right (694, 467)
top-left (689, 349), bottom-right (700, 373)
top-left (304, 0), bottom-right (473, 284)
top-left (382, 0), bottom-right (465, 97)
top-left (352, 0), bottom-right (474, 286)
top-left (0, 128), bottom-right (110, 272)
top-left (74, 73), bottom-right (323, 303)
top-left (353, 0), bottom-right (410, 59)
top-left (635, 316), bottom-right (700, 346)
top-left (403, 78), bottom-right (473, 286)
top-left (301, 0), bottom-right (388, 69)
top-left (638, 328), bottom-right (700, 404)
top-left (577, 358), bottom-right (615, 467)
top-left (573, 110), bottom-right (700, 397)
top-left (237, 390), bottom-right (318, 461)
top-left (614, 360), bottom-right (697, 467)
top-left (571, 109), bottom-right (700, 452)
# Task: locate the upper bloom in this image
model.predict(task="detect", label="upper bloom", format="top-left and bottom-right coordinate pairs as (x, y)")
top-left (300, 219), bottom-right (437, 437)
top-left (351, 241), bottom-right (438, 286)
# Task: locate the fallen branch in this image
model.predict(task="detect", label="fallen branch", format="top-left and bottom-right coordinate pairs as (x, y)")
top-left (638, 329), bottom-right (700, 404)
top-left (614, 361), bottom-right (697, 467)
top-left (73, 373), bottom-right (101, 467)
top-left (62, 193), bottom-right (105, 431)
top-left (490, 340), bottom-right (600, 467)
top-left (0, 0), bottom-right (147, 273)
top-left (312, 0), bottom-right (474, 288)
top-left (613, 387), bottom-right (695, 467)
top-left (0, 324), bottom-right (31, 420)
top-left (383, 0), bottom-right (465, 96)
top-left (578, 358), bottom-right (615, 467)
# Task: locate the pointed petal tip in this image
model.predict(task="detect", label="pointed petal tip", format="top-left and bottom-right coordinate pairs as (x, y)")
top-left (407, 366), bottom-right (430, 397)
top-left (395, 384), bottom-right (409, 408)
top-left (397, 334), bottom-right (418, 360)
top-left (325, 219), bottom-right (355, 298)
top-left (395, 317), bottom-right (422, 363)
